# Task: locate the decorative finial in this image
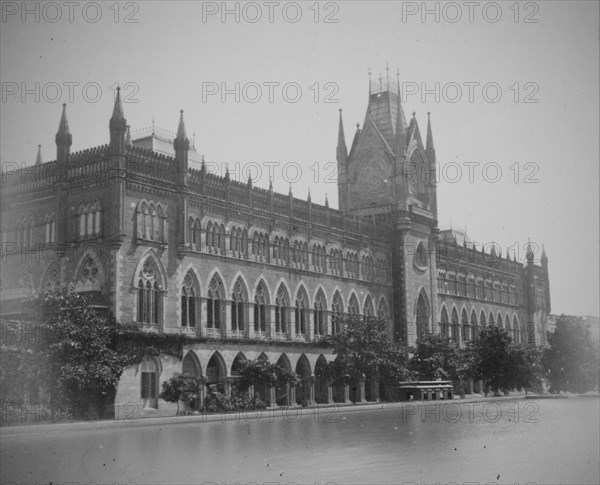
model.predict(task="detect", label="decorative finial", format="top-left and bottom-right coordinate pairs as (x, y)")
top-left (152, 114), bottom-right (155, 135)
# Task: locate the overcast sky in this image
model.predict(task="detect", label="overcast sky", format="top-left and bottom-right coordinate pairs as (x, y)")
top-left (1, 0), bottom-right (598, 317)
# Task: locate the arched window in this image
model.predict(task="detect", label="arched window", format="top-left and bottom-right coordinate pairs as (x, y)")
top-left (416, 292), bottom-right (429, 340)
top-left (242, 229), bottom-right (248, 258)
top-left (440, 307), bottom-right (449, 337)
top-left (181, 271), bottom-right (198, 328)
top-left (332, 291), bottom-right (343, 335)
top-left (471, 309), bottom-right (478, 340)
top-left (78, 205), bottom-right (86, 237)
top-left (513, 316), bottom-right (520, 343)
top-left (348, 294), bottom-right (359, 316)
top-left (275, 285), bottom-right (289, 334)
top-left (206, 221), bottom-right (213, 248)
top-left (378, 298), bottom-right (389, 320)
top-left (451, 308), bottom-right (459, 341)
top-left (295, 288), bottom-right (307, 336)
top-left (273, 236), bottom-right (280, 261)
top-left (231, 279), bottom-right (246, 333)
top-left (75, 254), bottom-right (102, 292)
top-left (461, 309), bottom-right (469, 342)
top-left (140, 357), bottom-right (159, 406)
top-left (363, 295), bottom-right (374, 318)
top-left (253, 282), bottom-right (267, 333)
top-left (137, 258), bottom-right (162, 325)
top-left (314, 290), bottom-right (326, 336)
top-left (480, 311), bottom-right (487, 328)
top-left (207, 276), bottom-right (223, 330)
top-left (91, 201), bottom-right (101, 235)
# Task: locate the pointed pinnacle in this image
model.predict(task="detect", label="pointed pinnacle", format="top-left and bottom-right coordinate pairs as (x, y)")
top-left (176, 109), bottom-right (187, 140)
top-left (111, 86), bottom-right (125, 120)
top-left (57, 103), bottom-right (70, 135)
top-left (35, 144), bottom-right (43, 165)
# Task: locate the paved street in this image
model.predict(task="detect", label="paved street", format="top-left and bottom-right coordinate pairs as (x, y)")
top-left (2, 398), bottom-right (598, 484)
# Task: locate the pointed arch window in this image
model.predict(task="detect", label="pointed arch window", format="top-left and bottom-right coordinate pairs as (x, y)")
top-left (378, 298), bottom-right (389, 320)
top-left (295, 290), bottom-right (307, 336)
top-left (363, 295), bottom-right (374, 318)
top-left (43, 266), bottom-right (61, 290)
top-left (332, 292), bottom-right (343, 335)
top-left (253, 283), bottom-right (267, 333)
top-left (137, 259), bottom-right (162, 325)
top-left (471, 310), bottom-right (478, 340)
top-left (275, 286), bottom-right (288, 334)
top-left (414, 242), bottom-right (428, 268)
top-left (348, 294), bottom-right (359, 316)
top-left (440, 307), bottom-right (449, 337)
top-left (314, 291), bottom-right (325, 336)
top-left (181, 272), bottom-right (198, 328)
top-left (416, 293), bottom-right (429, 340)
top-left (207, 276), bottom-right (223, 330)
top-left (232, 280), bottom-right (246, 332)
top-left (462, 309), bottom-right (469, 342)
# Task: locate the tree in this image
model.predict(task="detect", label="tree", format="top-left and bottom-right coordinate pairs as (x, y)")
top-left (508, 344), bottom-right (543, 393)
top-left (470, 325), bottom-right (516, 396)
top-left (2, 288), bottom-right (127, 414)
top-left (543, 315), bottom-right (599, 393)
top-left (323, 316), bottom-right (408, 387)
top-left (408, 334), bottom-right (461, 381)
top-left (160, 373), bottom-right (204, 415)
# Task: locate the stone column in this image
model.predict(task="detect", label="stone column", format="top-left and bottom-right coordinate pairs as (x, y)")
top-left (308, 376), bottom-right (316, 405)
top-left (289, 384), bottom-right (297, 405)
top-left (357, 374), bottom-right (366, 403)
top-left (268, 386), bottom-right (278, 409)
top-left (283, 383), bottom-right (290, 406)
top-left (343, 385), bottom-right (351, 403)
top-left (223, 301), bottom-right (230, 338)
top-left (327, 383), bottom-right (334, 404)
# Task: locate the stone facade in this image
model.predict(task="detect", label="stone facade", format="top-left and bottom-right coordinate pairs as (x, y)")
top-left (0, 79), bottom-right (550, 414)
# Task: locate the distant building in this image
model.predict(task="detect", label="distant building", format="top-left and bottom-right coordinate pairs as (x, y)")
top-left (0, 75), bottom-right (551, 414)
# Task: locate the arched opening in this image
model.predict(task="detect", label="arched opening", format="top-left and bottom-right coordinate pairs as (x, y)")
top-left (231, 278), bottom-right (247, 335)
top-left (471, 309), bottom-right (478, 340)
top-left (275, 284), bottom-right (289, 336)
top-left (313, 289), bottom-right (327, 337)
top-left (314, 355), bottom-right (330, 404)
top-left (182, 352), bottom-right (203, 410)
top-left (206, 352), bottom-right (227, 393)
top-left (140, 356), bottom-right (160, 409)
top-left (331, 291), bottom-right (343, 335)
top-left (181, 271), bottom-right (199, 329)
top-left (206, 275), bottom-right (224, 334)
top-left (275, 354), bottom-right (292, 406)
top-left (461, 309), bottom-right (469, 343)
top-left (363, 295), bottom-right (374, 318)
top-left (253, 281), bottom-right (269, 336)
top-left (416, 292), bottom-right (430, 341)
top-left (295, 354), bottom-right (312, 405)
top-left (451, 308), bottom-right (459, 342)
top-left (294, 286), bottom-right (309, 338)
top-left (440, 307), bottom-right (449, 337)
top-left (348, 293), bottom-right (359, 316)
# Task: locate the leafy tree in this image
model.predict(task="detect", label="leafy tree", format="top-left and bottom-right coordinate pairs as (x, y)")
top-left (408, 334), bottom-right (461, 381)
top-left (508, 344), bottom-right (543, 393)
top-left (160, 373), bottom-right (204, 415)
top-left (237, 359), bottom-right (297, 391)
top-left (470, 325), bottom-right (516, 396)
top-left (322, 316), bottom-right (408, 386)
top-left (543, 315), bottom-right (599, 393)
top-left (2, 288), bottom-right (127, 410)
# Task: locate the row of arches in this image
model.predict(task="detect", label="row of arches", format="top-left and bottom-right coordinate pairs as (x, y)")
top-left (135, 254), bottom-right (390, 340)
top-left (438, 305), bottom-right (526, 344)
top-left (437, 270), bottom-right (521, 306)
top-left (136, 200), bottom-right (167, 242)
top-left (77, 201), bottom-right (102, 239)
top-left (185, 217), bottom-right (390, 282)
top-left (140, 350), bottom-right (365, 409)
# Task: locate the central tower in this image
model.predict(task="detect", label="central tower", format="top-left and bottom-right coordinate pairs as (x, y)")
top-left (337, 70), bottom-right (439, 344)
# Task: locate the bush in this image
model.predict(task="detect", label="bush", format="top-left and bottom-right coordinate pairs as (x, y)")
top-left (202, 385), bottom-right (267, 414)
top-left (160, 373), bottom-right (204, 415)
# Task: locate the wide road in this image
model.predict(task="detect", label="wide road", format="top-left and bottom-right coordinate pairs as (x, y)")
top-left (1, 398), bottom-right (598, 484)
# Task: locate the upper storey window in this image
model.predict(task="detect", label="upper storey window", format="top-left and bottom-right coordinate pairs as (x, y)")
top-left (78, 202), bottom-right (102, 239)
top-left (136, 201), bottom-right (166, 243)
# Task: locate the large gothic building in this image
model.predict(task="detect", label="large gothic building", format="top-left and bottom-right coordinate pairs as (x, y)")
top-left (0, 77), bottom-right (551, 414)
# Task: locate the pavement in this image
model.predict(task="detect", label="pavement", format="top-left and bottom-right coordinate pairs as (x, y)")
top-left (2, 391), bottom-right (568, 436)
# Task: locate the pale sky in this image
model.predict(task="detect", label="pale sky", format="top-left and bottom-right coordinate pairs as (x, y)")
top-left (1, 0), bottom-right (598, 316)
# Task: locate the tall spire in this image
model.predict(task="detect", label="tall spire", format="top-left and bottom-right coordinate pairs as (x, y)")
top-left (55, 103), bottom-right (72, 164)
top-left (337, 109), bottom-right (348, 162)
top-left (426, 112), bottom-right (435, 153)
top-left (35, 144), bottom-right (43, 165)
top-left (109, 87), bottom-right (127, 155)
top-left (174, 110), bottom-right (190, 179)
top-left (541, 244), bottom-right (548, 264)
top-left (176, 109), bottom-right (188, 140)
top-left (111, 86), bottom-right (125, 120)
